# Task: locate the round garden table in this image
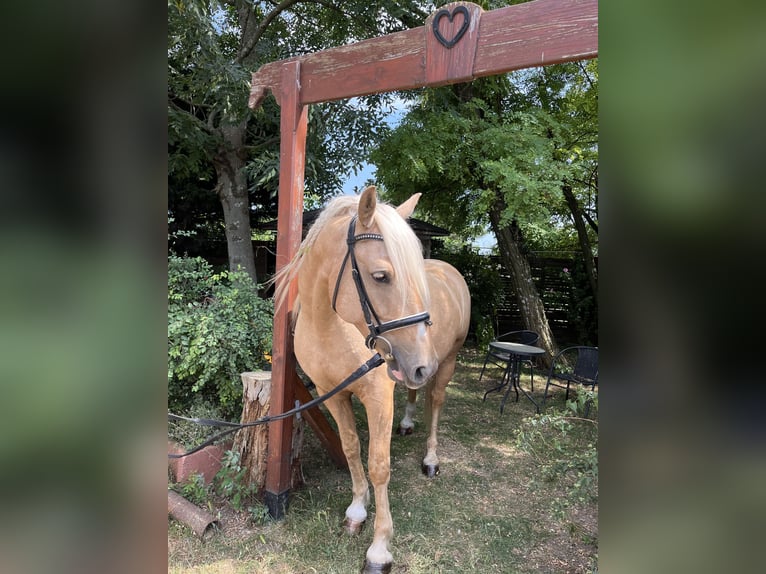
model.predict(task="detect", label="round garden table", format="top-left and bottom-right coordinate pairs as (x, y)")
top-left (482, 341), bottom-right (547, 413)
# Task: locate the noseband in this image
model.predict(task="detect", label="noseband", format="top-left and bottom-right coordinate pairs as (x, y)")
top-left (331, 216), bottom-right (431, 350)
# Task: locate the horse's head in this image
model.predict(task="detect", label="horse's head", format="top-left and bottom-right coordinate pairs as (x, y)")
top-left (331, 186), bottom-right (438, 389)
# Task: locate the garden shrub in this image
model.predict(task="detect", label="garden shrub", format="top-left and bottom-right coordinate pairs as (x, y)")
top-left (515, 389), bottom-right (598, 517)
top-left (168, 255), bottom-right (273, 419)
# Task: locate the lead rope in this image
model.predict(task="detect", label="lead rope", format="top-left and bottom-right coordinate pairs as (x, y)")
top-left (168, 353), bottom-right (385, 459)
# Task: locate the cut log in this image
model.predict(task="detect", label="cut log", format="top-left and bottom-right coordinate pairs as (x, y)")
top-left (233, 371), bottom-right (304, 492)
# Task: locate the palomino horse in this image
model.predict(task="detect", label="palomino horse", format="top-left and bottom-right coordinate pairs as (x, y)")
top-left (275, 186), bottom-right (470, 573)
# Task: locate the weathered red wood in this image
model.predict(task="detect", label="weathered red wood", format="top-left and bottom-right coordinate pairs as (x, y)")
top-left (249, 29), bottom-right (424, 109)
top-left (473, 0), bottom-right (598, 77)
top-left (248, 0), bottom-right (597, 109)
top-left (425, 2), bottom-right (483, 86)
top-left (292, 379), bottom-right (348, 469)
top-left (264, 61), bottom-right (307, 515)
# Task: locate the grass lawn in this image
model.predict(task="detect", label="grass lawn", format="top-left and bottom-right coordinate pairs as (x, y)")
top-left (168, 345), bottom-right (598, 573)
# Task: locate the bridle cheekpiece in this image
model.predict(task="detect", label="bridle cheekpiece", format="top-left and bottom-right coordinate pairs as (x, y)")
top-left (331, 215), bottom-right (431, 350)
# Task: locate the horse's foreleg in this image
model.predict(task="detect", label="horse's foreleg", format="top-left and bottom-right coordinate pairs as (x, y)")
top-left (421, 359), bottom-right (454, 478)
top-left (362, 391), bottom-right (395, 573)
top-left (324, 394), bottom-right (369, 535)
top-left (396, 388), bottom-right (418, 435)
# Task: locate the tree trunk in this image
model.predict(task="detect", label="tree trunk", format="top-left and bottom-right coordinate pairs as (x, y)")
top-left (214, 122), bottom-right (258, 283)
top-left (489, 202), bottom-right (557, 370)
top-left (562, 184), bottom-right (598, 298)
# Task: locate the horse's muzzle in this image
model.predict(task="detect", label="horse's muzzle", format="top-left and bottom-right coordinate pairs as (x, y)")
top-left (385, 354), bottom-right (437, 389)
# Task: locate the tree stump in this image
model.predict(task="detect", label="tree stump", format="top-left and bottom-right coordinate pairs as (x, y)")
top-left (233, 371), bottom-right (304, 492)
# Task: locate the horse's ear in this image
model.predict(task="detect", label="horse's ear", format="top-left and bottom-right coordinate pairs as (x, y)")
top-left (396, 193), bottom-right (421, 220)
top-left (358, 185), bottom-right (377, 228)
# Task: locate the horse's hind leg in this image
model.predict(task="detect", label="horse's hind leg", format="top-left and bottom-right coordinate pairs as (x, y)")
top-left (323, 393), bottom-right (369, 535)
top-left (396, 388), bottom-right (417, 435)
top-left (421, 355), bottom-right (456, 478)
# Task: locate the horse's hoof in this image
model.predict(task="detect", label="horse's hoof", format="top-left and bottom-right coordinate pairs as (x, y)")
top-left (361, 559), bottom-right (392, 574)
top-left (421, 463), bottom-right (440, 478)
top-left (396, 425), bottom-right (413, 436)
top-left (342, 517), bottom-right (365, 536)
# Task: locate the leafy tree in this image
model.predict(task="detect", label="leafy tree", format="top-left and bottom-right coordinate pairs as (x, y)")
top-left (372, 62), bottom-right (598, 363)
top-left (168, 0), bottom-right (432, 281)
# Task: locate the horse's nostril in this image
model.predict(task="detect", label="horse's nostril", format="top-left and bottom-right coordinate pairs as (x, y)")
top-left (413, 364), bottom-right (433, 384)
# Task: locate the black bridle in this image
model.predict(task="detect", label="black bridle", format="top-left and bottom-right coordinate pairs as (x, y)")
top-left (331, 216), bottom-right (432, 350)
top-left (168, 216), bottom-right (432, 459)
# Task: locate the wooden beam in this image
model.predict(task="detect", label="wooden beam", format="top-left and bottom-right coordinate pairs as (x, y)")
top-left (473, 0), bottom-right (598, 77)
top-left (249, 0), bottom-right (597, 109)
top-left (263, 61), bottom-right (307, 519)
top-left (292, 378), bottom-right (347, 469)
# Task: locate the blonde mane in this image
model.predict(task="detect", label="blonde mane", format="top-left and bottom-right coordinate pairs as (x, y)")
top-left (272, 194), bottom-right (429, 314)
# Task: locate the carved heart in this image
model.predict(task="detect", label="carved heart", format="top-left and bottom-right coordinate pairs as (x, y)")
top-left (432, 6), bottom-right (471, 49)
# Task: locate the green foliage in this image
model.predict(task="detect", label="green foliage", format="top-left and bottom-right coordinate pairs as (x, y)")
top-left (173, 449), bottom-right (270, 522)
top-left (214, 449), bottom-right (258, 512)
top-left (247, 503), bottom-right (272, 525)
top-left (375, 64), bottom-right (598, 346)
top-left (179, 473), bottom-right (210, 507)
top-left (515, 388), bottom-right (598, 517)
top-left (168, 1), bottom-right (433, 257)
top-left (373, 62), bottom-right (597, 252)
top-left (565, 387), bottom-right (598, 419)
top-left (168, 255), bottom-right (273, 419)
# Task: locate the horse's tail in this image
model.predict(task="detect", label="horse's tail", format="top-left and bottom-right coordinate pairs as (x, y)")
top-left (270, 260), bottom-right (297, 315)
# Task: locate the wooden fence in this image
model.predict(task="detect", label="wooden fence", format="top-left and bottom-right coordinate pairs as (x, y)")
top-left (493, 255), bottom-right (597, 347)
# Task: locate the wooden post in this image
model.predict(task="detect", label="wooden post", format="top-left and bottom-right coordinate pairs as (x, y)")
top-left (264, 61), bottom-right (307, 519)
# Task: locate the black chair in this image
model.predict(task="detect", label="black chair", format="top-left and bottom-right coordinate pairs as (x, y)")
top-left (479, 330), bottom-right (540, 391)
top-left (542, 346), bottom-right (598, 410)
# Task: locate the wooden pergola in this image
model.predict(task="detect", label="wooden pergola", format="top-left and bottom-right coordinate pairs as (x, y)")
top-left (247, 0), bottom-right (598, 517)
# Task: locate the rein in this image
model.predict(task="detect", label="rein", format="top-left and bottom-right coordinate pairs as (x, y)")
top-left (168, 353), bottom-right (385, 459)
top-left (169, 214), bottom-right (430, 459)
top-left (331, 215), bottom-right (431, 350)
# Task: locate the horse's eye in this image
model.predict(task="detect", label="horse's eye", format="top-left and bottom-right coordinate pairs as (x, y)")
top-left (371, 271), bottom-right (389, 284)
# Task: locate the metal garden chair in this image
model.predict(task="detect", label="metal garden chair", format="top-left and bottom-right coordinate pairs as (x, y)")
top-left (541, 346), bottom-right (598, 411)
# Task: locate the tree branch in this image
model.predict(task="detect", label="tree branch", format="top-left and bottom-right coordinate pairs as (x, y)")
top-left (168, 96), bottom-right (215, 135)
top-left (244, 136), bottom-right (281, 153)
top-left (236, 0), bottom-right (303, 64)
top-left (576, 60), bottom-right (597, 92)
top-left (562, 416), bottom-right (598, 425)
top-left (582, 209), bottom-right (598, 234)
top-left (236, 0), bottom-right (425, 65)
